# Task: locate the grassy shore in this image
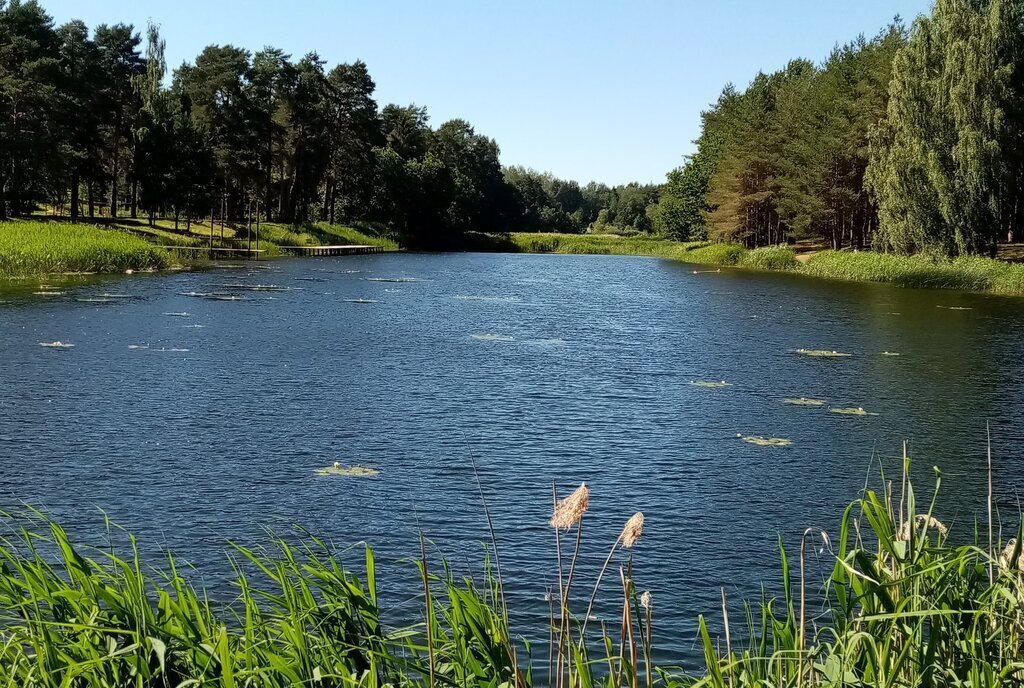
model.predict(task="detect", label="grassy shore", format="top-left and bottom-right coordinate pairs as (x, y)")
top-left (0, 218), bottom-right (398, 279)
top-left (0, 221), bottom-right (171, 278)
top-left (0, 465), bottom-right (1018, 687)
top-left (509, 232), bottom-right (1024, 296)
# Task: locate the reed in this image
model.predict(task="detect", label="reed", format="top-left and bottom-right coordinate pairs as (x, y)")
top-left (2, 445), bottom-right (1023, 687)
top-left (0, 220), bottom-right (170, 278)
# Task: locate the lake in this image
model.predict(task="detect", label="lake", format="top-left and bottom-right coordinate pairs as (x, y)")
top-left (2, 252), bottom-right (1023, 668)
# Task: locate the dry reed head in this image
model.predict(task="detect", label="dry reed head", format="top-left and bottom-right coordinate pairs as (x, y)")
top-left (897, 514), bottom-right (949, 541)
top-left (1001, 538), bottom-right (1024, 573)
top-left (639, 590), bottom-right (652, 611)
top-left (550, 483), bottom-right (590, 530)
top-left (621, 512), bottom-right (644, 548)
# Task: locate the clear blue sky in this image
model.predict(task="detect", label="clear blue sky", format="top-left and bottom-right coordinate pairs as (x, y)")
top-left (43, 0), bottom-right (933, 186)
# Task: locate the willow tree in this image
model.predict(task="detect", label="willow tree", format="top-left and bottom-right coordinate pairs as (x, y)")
top-left (868, 0), bottom-right (1024, 256)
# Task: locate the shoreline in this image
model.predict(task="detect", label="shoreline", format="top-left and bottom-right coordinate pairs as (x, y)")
top-left (0, 218), bottom-right (399, 282)
top-left (501, 232), bottom-right (1024, 297)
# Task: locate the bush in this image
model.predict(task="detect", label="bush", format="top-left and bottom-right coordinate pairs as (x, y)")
top-left (739, 245), bottom-right (798, 270)
top-left (677, 242), bottom-right (747, 265)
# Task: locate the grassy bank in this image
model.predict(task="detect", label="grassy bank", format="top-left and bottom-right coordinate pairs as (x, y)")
top-left (509, 232), bottom-right (1024, 295)
top-left (0, 218), bottom-right (399, 278)
top-left (0, 464), bottom-right (1019, 687)
top-left (0, 221), bottom-right (171, 278)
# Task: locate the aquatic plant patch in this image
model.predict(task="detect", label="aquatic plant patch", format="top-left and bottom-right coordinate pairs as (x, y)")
top-left (314, 464), bottom-right (380, 477)
top-left (783, 397), bottom-right (825, 406)
top-left (740, 435), bottom-right (793, 447)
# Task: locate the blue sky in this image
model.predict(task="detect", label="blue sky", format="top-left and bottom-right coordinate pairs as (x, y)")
top-left (42, 0), bottom-right (933, 186)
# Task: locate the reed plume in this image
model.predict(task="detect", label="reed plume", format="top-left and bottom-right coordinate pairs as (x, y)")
top-left (896, 514), bottom-right (949, 541)
top-left (1000, 538), bottom-right (1024, 573)
top-left (581, 511), bottom-right (646, 640)
top-left (621, 512), bottom-right (644, 548)
top-left (551, 483), bottom-right (590, 530)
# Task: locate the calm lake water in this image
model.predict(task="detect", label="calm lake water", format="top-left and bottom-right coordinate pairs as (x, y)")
top-left (2, 252), bottom-right (1023, 667)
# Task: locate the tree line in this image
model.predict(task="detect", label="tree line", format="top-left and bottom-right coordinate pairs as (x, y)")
top-left (0, 0), bottom-right (657, 248)
top-left (653, 0), bottom-right (1024, 257)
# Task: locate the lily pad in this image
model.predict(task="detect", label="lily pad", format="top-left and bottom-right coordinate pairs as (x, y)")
top-left (830, 407), bottom-right (878, 416)
top-left (690, 380), bottom-right (731, 388)
top-left (314, 464), bottom-right (380, 477)
top-left (741, 436), bottom-right (792, 447)
top-left (783, 397), bottom-right (825, 406)
top-left (795, 349), bottom-right (851, 358)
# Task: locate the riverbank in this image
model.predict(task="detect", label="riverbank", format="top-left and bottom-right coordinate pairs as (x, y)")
top-left (507, 232), bottom-right (1024, 296)
top-left (0, 468), bottom-right (1016, 687)
top-left (0, 218), bottom-right (398, 279)
top-left (0, 221), bottom-right (172, 278)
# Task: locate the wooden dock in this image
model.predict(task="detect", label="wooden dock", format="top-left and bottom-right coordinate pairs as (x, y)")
top-left (279, 245), bottom-right (389, 257)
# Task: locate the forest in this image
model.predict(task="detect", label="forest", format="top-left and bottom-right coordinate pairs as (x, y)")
top-left (1, 0), bottom-right (1022, 256)
top-left (0, 0), bottom-right (656, 249)
top-left (653, 0), bottom-right (1024, 258)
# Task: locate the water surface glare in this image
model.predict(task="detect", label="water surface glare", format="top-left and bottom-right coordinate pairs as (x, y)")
top-left (2, 252), bottom-right (1023, 666)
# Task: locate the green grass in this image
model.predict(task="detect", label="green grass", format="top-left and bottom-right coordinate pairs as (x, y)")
top-left (0, 459), bottom-right (1020, 687)
top-left (507, 232), bottom-right (1024, 296)
top-left (509, 232), bottom-right (683, 256)
top-left (0, 220), bottom-right (171, 278)
top-left (1, 217), bottom-right (400, 278)
top-left (739, 245), bottom-right (798, 270)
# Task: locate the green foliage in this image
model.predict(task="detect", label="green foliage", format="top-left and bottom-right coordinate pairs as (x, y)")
top-left (676, 242), bottom-right (746, 266)
top-left (739, 245), bottom-right (797, 270)
top-left (651, 139), bottom-right (719, 240)
top-left (508, 232), bottom-right (681, 256)
top-left (690, 468), bottom-right (1024, 688)
top-left (0, 220), bottom-right (169, 277)
top-left (867, 0), bottom-right (1024, 256)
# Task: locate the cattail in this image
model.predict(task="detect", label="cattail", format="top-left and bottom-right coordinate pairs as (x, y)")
top-left (621, 512), bottom-right (644, 548)
top-left (639, 591), bottom-right (652, 611)
top-left (897, 514), bottom-right (948, 541)
top-left (550, 483), bottom-right (589, 530)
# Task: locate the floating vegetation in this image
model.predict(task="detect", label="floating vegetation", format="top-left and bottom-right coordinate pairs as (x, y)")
top-left (471, 334), bottom-right (514, 341)
top-left (366, 277), bottom-right (419, 283)
top-left (794, 348), bottom-right (852, 358)
top-left (38, 341), bottom-right (74, 349)
top-left (162, 312), bottom-right (190, 317)
top-left (32, 291), bottom-right (65, 296)
top-left (690, 380), bottom-right (731, 388)
top-left (314, 463), bottom-right (380, 477)
top-left (75, 297), bottom-right (113, 303)
top-left (454, 295), bottom-right (521, 303)
top-left (247, 284), bottom-right (299, 292)
top-left (783, 397), bottom-right (825, 406)
top-left (741, 435), bottom-right (792, 447)
top-left (881, 351), bottom-right (901, 357)
top-left (830, 406), bottom-right (878, 416)
top-left (344, 298), bottom-right (378, 304)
